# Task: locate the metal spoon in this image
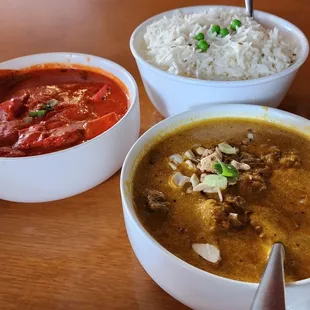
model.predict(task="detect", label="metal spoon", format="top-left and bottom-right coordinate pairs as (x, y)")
top-left (245, 0), bottom-right (253, 17)
top-left (251, 243), bottom-right (286, 310)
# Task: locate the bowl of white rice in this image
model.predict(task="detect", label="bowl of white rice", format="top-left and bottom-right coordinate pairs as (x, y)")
top-left (130, 5), bottom-right (309, 117)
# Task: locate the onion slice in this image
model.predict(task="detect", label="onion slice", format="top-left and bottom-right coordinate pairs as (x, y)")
top-left (203, 174), bottom-right (227, 190)
top-left (218, 142), bottom-right (238, 155)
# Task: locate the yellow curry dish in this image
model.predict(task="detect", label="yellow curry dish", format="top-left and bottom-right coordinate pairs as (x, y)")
top-left (132, 118), bottom-right (310, 283)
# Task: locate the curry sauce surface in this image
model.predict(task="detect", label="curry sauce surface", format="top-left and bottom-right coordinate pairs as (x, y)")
top-left (133, 118), bottom-right (310, 283)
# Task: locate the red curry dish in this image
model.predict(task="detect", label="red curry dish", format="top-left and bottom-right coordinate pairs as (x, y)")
top-left (0, 66), bottom-right (128, 157)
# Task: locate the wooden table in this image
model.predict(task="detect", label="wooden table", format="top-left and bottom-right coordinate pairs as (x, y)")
top-left (0, 0), bottom-right (309, 309)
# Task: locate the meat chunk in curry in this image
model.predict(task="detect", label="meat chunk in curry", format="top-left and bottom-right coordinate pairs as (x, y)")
top-left (144, 189), bottom-right (170, 214)
top-left (132, 118), bottom-right (310, 283)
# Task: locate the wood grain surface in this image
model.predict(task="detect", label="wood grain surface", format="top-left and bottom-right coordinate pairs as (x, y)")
top-left (0, 1), bottom-right (309, 309)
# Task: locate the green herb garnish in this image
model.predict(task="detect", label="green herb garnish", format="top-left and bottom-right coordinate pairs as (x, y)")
top-left (203, 174), bottom-right (227, 189)
top-left (214, 161), bottom-right (238, 178)
top-left (29, 110), bottom-right (47, 118)
top-left (42, 99), bottom-right (59, 111)
top-left (29, 99), bottom-right (59, 118)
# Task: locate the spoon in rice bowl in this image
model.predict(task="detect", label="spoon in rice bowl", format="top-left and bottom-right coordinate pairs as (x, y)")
top-left (245, 0), bottom-right (253, 17)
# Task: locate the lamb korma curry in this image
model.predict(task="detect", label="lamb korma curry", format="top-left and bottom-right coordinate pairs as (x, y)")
top-left (132, 118), bottom-right (310, 283)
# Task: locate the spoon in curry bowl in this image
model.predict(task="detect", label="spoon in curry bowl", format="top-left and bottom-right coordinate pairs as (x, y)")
top-left (251, 243), bottom-right (286, 310)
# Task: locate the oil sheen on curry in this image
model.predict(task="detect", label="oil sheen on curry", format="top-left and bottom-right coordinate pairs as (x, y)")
top-left (0, 66), bottom-right (128, 157)
top-left (132, 119), bottom-right (310, 283)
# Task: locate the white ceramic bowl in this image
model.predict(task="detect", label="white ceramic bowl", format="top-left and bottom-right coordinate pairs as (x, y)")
top-left (120, 104), bottom-right (310, 310)
top-left (130, 5), bottom-right (309, 117)
top-left (0, 52), bottom-right (140, 203)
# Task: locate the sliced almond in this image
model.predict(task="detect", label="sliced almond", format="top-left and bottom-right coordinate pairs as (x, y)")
top-left (184, 150), bottom-right (196, 161)
top-left (229, 212), bottom-right (238, 219)
top-left (215, 147), bottom-right (223, 159)
top-left (186, 186), bottom-right (193, 194)
top-left (200, 173), bottom-right (207, 182)
top-left (198, 149), bottom-right (222, 173)
top-left (202, 148), bottom-right (214, 157)
top-left (193, 183), bottom-right (218, 193)
top-left (171, 172), bottom-right (190, 187)
top-left (198, 156), bottom-right (215, 173)
top-left (185, 160), bottom-right (197, 170)
top-left (217, 187), bottom-right (223, 202)
top-left (192, 243), bottom-right (221, 263)
top-left (247, 130), bottom-right (254, 141)
top-left (196, 146), bottom-right (206, 155)
top-left (190, 174), bottom-right (200, 188)
top-left (169, 154), bottom-right (183, 165)
top-left (231, 160), bottom-right (250, 171)
top-left (169, 162), bottom-right (177, 170)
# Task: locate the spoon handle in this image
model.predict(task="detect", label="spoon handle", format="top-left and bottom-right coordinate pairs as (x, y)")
top-left (251, 243), bottom-right (286, 310)
top-left (245, 0), bottom-right (253, 17)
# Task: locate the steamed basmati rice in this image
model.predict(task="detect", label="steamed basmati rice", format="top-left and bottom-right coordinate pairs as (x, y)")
top-left (143, 9), bottom-right (297, 81)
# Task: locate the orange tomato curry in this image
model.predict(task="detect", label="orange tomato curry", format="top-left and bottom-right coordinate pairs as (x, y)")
top-left (0, 66), bottom-right (128, 157)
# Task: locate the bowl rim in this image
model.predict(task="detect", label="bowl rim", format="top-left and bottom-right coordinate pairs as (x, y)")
top-left (120, 103), bottom-right (310, 287)
top-left (0, 52), bottom-right (139, 161)
top-left (130, 5), bottom-right (309, 88)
